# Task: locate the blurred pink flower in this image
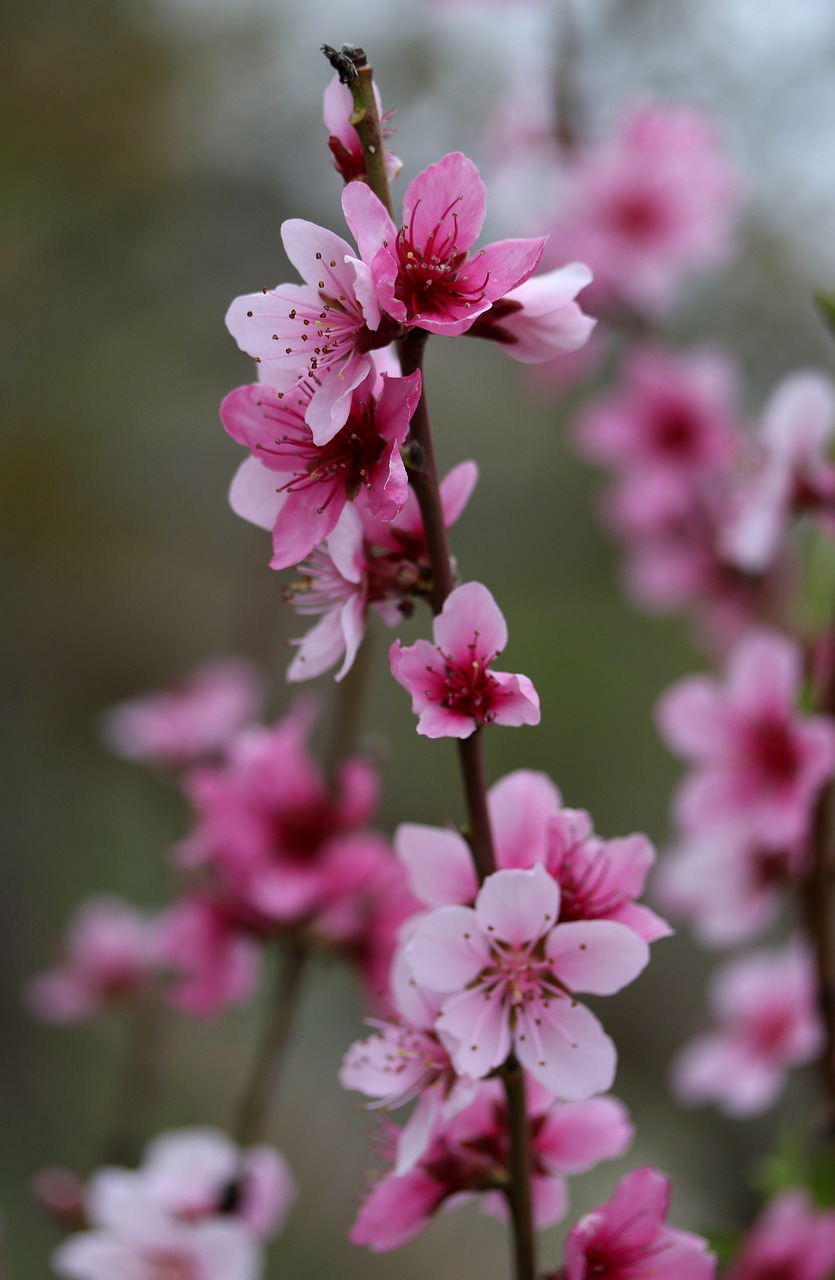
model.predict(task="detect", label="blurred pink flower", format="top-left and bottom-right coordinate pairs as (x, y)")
top-left (152, 895), bottom-right (259, 1018)
top-left (100, 657), bottom-right (265, 770)
top-left (672, 939), bottom-right (825, 1116)
top-left (27, 896), bottom-right (157, 1024)
top-left (726, 1188), bottom-right (835, 1280)
top-left (657, 630), bottom-right (835, 848)
top-left (390, 581), bottom-right (540, 738)
top-left (564, 1165), bottom-right (716, 1280)
top-left (722, 370), bottom-right (835, 573)
top-left (547, 102), bottom-right (741, 316)
top-left (466, 264), bottom-right (595, 363)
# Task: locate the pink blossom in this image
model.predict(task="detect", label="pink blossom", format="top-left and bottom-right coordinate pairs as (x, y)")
top-left (564, 1165), bottom-right (716, 1280)
top-left (390, 581), bottom-right (540, 738)
top-left (405, 865), bottom-right (648, 1097)
top-left (466, 264), bottom-right (596, 363)
top-left (225, 217), bottom-right (399, 446)
top-left (396, 769), bottom-right (668, 942)
top-left (176, 702), bottom-right (388, 935)
top-left (323, 73), bottom-right (401, 186)
top-left (340, 948), bottom-right (477, 1175)
top-left (350, 1077), bottom-right (632, 1251)
top-left (657, 630), bottom-right (835, 848)
top-left (136, 1128), bottom-right (295, 1242)
top-left (152, 896), bottom-right (259, 1018)
top-left (654, 832), bottom-right (805, 948)
top-left (282, 461), bottom-right (479, 683)
top-left (27, 896), bottom-right (157, 1024)
top-left (722, 371), bottom-right (835, 573)
top-left (221, 362), bottom-right (421, 570)
top-left (726, 1188), bottom-right (835, 1280)
top-left (342, 151), bottom-right (546, 336)
top-left (546, 103), bottom-right (741, 316)
top-left (576, 344), bottom-right (742, 491)
top-left (52, 1176), bottom-right (259, 1280)
top-left (100, 657), bottom-right (265, 769)
top-left (672, 939), bottom-right (825, 1116)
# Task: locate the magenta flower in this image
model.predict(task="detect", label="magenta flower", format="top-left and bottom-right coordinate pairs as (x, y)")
top-left (225, 218), bottom-right (398, 445)
top-left (395, 768), bottom-right (668, 943)
top-left (322, 72), bottom-right (401, 186)
top-left (657, 630), bottom-right (835, 848)
top-left (390, 581), bottom-right (540, 738)
top-left (221, 362), bottom-right (421, 569)
top-left (405, 865), bottom-right (648, 1097)
top-left (100, 657), bottom-right (265, 770)
top-left (672, 939), bottom-right (825, 1116)
top-left (564, 1165), bottom-right (716, 1280)
top-left (26, 896), bottom-right (157, 1024)
top-left (177, 702), bottom-right (383, 930)
top-left (547, 102), bottom-right (741, 316)
top-left (342, 150), bottom-right (545, 336)
top-left (722, 370), bottom-right (835, 573)
top-left (350, 1077), bottom-right (632, 1251)
top-left (726, 1188), bottom-right (835, 1280)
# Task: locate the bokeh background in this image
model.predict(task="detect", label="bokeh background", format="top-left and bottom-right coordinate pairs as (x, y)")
top-left (4, 0), bottom-right (835, 1274)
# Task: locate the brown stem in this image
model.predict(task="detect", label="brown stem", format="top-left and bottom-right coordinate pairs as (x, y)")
top-left (322, 44), bottom-right (395, 221)
top-left (234, 944), bottom-right (307, 1146)
top-left (397, 325), bottom-right (536, 1280)
top-left (502, 1059), bottom-right (537, 1280)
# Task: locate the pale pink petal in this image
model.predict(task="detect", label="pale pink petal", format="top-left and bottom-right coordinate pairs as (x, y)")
top-left (434, 581), bottom-right (508, 658)
top-left (762, 369), bottom-right (835, 457)
top-left (406, 905), bottom-right (490, 992)
top-left (655, 675), bottom-right (730, 758)
top-left (342, 181), bottom-right (397, 270)
top-left (490, 672), bottom-right (542, 727)
top-left (395, 823), bottom-right (478, 907)
top-left (726, 631), bottom-right (800, 715)
top-left (305, 353), bottom-right (372, 446)
top-left (517, 1000), bottom-right (617, 1100)
top-left (440, 984), bottom-right (513, 1078)
top-left (395, 1091), bottom-right (443, 1175)
top-left (287, 610), bottom-right (347, 682)
top-left (280, 218), bottom-right (357, 292)
top-left (489, 770), bottom-right (561, 870)
top-left (439, 460), bottom-right (479, 527)
top-left (229, 457), bottom-right (284, 533)
top-left (475, 867), bottom-right (559, 946)
top-left (334, 593), bottom-right (366, 681)
top-left (546, 920), bottom-right (649, 994)
top-left (538, 1096), bottom-right (633, 1175)
top-left (269, 489), bottom-right (344, 570)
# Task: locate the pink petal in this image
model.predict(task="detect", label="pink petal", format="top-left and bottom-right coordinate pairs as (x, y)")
top-left (406, 905), bottom-right (490, 992)
top-left (478, 236), bottom-right (547, 300)
top-left (402, 152), bottom-right (486, 254)
top-left (342, 181), bottom-right (397, 270)
top-left (287, 610), bottom-right (346, 682)
top-left (269, 489), bottom-right (344, 570)
top-left (440, 984), bottom-right (513, 1079)
top-left (490, 672), bottom-right (542, 727)
top-left (489, 770), bottom-right (561, 870)
top-left (439, 460), bottom-right (479, 527)
top-left (305, 354), bottom-right (372, 446)
top-left (434, 581), bottom-right (508, 658)
top-left (475, 867), bottom-right (559, 946)
top-left (539, 1096), bottom-right (633, 1175)
top-left (546, 920), bottom-right (649, 994)
top-left (395, 823), bottom-right (478, 907)
top-left (280, 218), bottom-right (357, 292)
top-left (228, 456), bottom-right (285, 533)
top-left (655, 675), bottom-right (730, 759)
top-left (516, 1000), bottom-right (617, 1100)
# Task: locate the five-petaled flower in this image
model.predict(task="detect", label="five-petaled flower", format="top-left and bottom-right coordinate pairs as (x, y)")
top-left (389, 581), bottom-right (540, 738)
top-left (403, 865), bottom-right (649, 1098)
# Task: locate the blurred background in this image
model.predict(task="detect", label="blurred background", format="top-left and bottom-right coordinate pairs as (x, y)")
top-left (3, 0), bottom-right (835, 1273)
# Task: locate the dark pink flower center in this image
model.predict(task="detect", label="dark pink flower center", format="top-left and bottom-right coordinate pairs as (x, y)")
top-left (552, 845), bottom-right (626, 923)
top-left (746, 717), bottom-right (802, 788)
top-left (610, 192), bottom-right (666, 241)
top-left (261, 392), bottom-right (386, 510)
top-left (394, 198), bottom-right (489, 320)
top-left (430, 636), bottom-right (509, 724)
top-left (650, 404), bottom-right (701, 458)
top-left (267, 803), bottom-right (340, 867)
